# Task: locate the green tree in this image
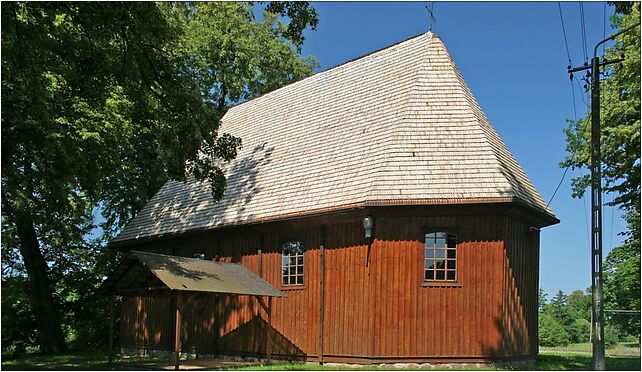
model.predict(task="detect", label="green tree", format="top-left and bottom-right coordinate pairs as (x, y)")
top-left (570, 318), bottom-right (591, 343)
top-left (1, 2), bottom-right (317, 353)
top-left (560, 1), bottom-right (640, 340)
top-left (538, 287), bottom-right (548, 313)
top-left (604, 237), bottom-right (641, 337)
top-left (604, 323), bottom-right (621, 348)
top-left (548, 290), bottom-right (574, 327)
top-left (567, 289), bottom-right (591, 322)
top-left (539, 313), bottom-right (571, 347)
top-left (565, 290), bottom-right (592, 342)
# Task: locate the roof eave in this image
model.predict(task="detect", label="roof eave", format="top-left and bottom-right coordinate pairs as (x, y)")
top-left (109, 197), bottom-right (558, 248)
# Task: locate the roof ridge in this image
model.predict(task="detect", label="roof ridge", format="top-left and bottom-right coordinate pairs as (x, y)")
top-left (226, 31), bottom-right (435, 113)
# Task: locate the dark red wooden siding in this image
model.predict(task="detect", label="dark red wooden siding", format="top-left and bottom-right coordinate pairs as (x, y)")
top-left (119, 208), bottom-right (541, 362)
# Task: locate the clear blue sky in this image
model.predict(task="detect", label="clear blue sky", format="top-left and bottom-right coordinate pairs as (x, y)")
top-left (296, 1), bottom-right (626, 298)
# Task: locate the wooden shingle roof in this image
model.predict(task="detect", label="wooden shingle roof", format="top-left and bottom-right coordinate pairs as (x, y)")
top-left (113, 32), bottom-right (556, 245)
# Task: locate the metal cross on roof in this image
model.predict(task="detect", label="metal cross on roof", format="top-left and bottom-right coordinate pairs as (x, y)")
top-left (426, 2), bottom-right (436, 32)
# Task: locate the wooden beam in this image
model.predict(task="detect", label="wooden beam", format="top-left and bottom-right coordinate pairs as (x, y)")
top-left (318, 224), bottom-right (326, 364)
top-left (256, 242), bottom-right (263, 355)
top-left (108, 296), bottom-right (115, 365)
top-left (194, 293), bottom-right (211, 316)
top-left (114, 286), bottom-right (169, 295)
top-left (256, 295), bottom-right (269, 313)
top-left (267, 296), bottom-right (273, 362)
top-left (174, 293), bottom-right (182, 370)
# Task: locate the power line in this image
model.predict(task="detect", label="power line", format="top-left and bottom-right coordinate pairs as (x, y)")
top-left (579, 2), bottom-right (588, 62)
top-left (547, 166), bottom-right (570, 207)
top-left (558, 2), bottom-right (572, 64)
top-left (557, 3), bottom-right (590, 110)
top-left (548, 2), bottom-right (581, 208)
top-left (575, 78), bottom-right (590, 108)
top-left (602, 1), bottom-right (607, 57)
top-left (604, 309), bottom-right (642, 315)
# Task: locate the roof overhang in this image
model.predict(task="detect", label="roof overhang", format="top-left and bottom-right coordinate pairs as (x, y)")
top-left (109, 198), bottom-right (558, 249)
top-left (97, 251), bottom-right (284, 298)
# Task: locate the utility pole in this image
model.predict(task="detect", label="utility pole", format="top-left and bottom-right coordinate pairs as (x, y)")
top-left (567, 22), bottom-right (639, 371)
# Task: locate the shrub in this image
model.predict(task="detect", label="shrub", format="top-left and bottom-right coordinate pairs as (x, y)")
top-left (569, 318), bottom-right (591, 343)
top-left (604, 324), bottom-right (620, 348)
top-left (539, 313), bottom-right (571, 347)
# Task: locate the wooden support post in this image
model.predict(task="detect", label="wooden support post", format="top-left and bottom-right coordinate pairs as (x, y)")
top-left (174, 293), bottom-right (182, 370)
top-left (318, 224), bottom-right (326, 364)
top-left (108, 296), bottom-right (115, 365)
top-left (256, 247), bottom-right (263, 355)
top-left (266, 296), bottom-right (273, 362)
top-left (256, 296), bottom-right (269, 361)
top-left (257, 246), bottom-right (263, 317)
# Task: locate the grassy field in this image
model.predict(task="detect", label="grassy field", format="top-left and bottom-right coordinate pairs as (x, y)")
top-left (1, 348), bottom-right (639, 370)
top-left (233, 353), bottom-right (640, 371)
top-left (539, 342), bottom-right (640, 356)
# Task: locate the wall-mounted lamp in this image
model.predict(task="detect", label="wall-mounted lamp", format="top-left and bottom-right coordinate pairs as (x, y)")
top-left (363, 216), bottom-right (374, 238)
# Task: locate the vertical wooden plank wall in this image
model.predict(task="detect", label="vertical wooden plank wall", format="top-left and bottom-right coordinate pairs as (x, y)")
top-left (501, 217), bottom-right (539, 357)
top-left (119, 212), bottom-right (540, 361)
top-left (370, 215), bottom-right (506, 360)
top-left (323, 222), bottom-right (371, 358)
top-left (260, 226), bottom-right (320, 358)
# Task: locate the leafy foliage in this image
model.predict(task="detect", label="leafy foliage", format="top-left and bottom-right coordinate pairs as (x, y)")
top-left (604, 225), bottom-right (641, 337)
top-left (1, 1), bottom-right (317, 353)
top-left (539, 313), bottom-right (571, 347)
top-left (538, 288), bottom-right (637, 348)
top-left (1, 277), bottom-right (38, 354)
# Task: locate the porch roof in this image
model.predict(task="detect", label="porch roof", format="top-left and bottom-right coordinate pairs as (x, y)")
top-left (97, 250), bottom-right (284, 298)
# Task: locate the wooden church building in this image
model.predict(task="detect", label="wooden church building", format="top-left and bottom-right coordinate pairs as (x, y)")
top-left (109, 32), bottom-right (559, 363)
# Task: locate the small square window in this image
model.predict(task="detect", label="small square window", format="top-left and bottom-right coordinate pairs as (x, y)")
top-left (282, 241), bottom-right (304, 286)
top-left (424, 232), bottom-right (457, 282)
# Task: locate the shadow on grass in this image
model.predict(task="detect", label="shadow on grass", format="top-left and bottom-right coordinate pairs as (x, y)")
top-left (1, 350), bottom-right (170, 371)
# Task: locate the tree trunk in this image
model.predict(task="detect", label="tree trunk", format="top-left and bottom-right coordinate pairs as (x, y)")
top-left (16, 214), bottom-right (68, 354)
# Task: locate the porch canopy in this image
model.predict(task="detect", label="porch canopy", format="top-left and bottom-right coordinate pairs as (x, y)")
top-left (98, 250), bottom-right (283, 369)
top-left (98, 250), bottom-right (284, 297)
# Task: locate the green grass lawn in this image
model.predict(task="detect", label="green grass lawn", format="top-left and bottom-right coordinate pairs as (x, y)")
top-left (1, 349), bottom-right (639, 371)
top-left (539, 341), bottom-right (640, 356)
top-left (233, 353), bottom-right (640, 371)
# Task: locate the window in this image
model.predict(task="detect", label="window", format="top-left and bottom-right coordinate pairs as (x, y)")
top-left (282, 241), bottom-right (304, 286)
top-left (424, 232), bottom-right (457, 281)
